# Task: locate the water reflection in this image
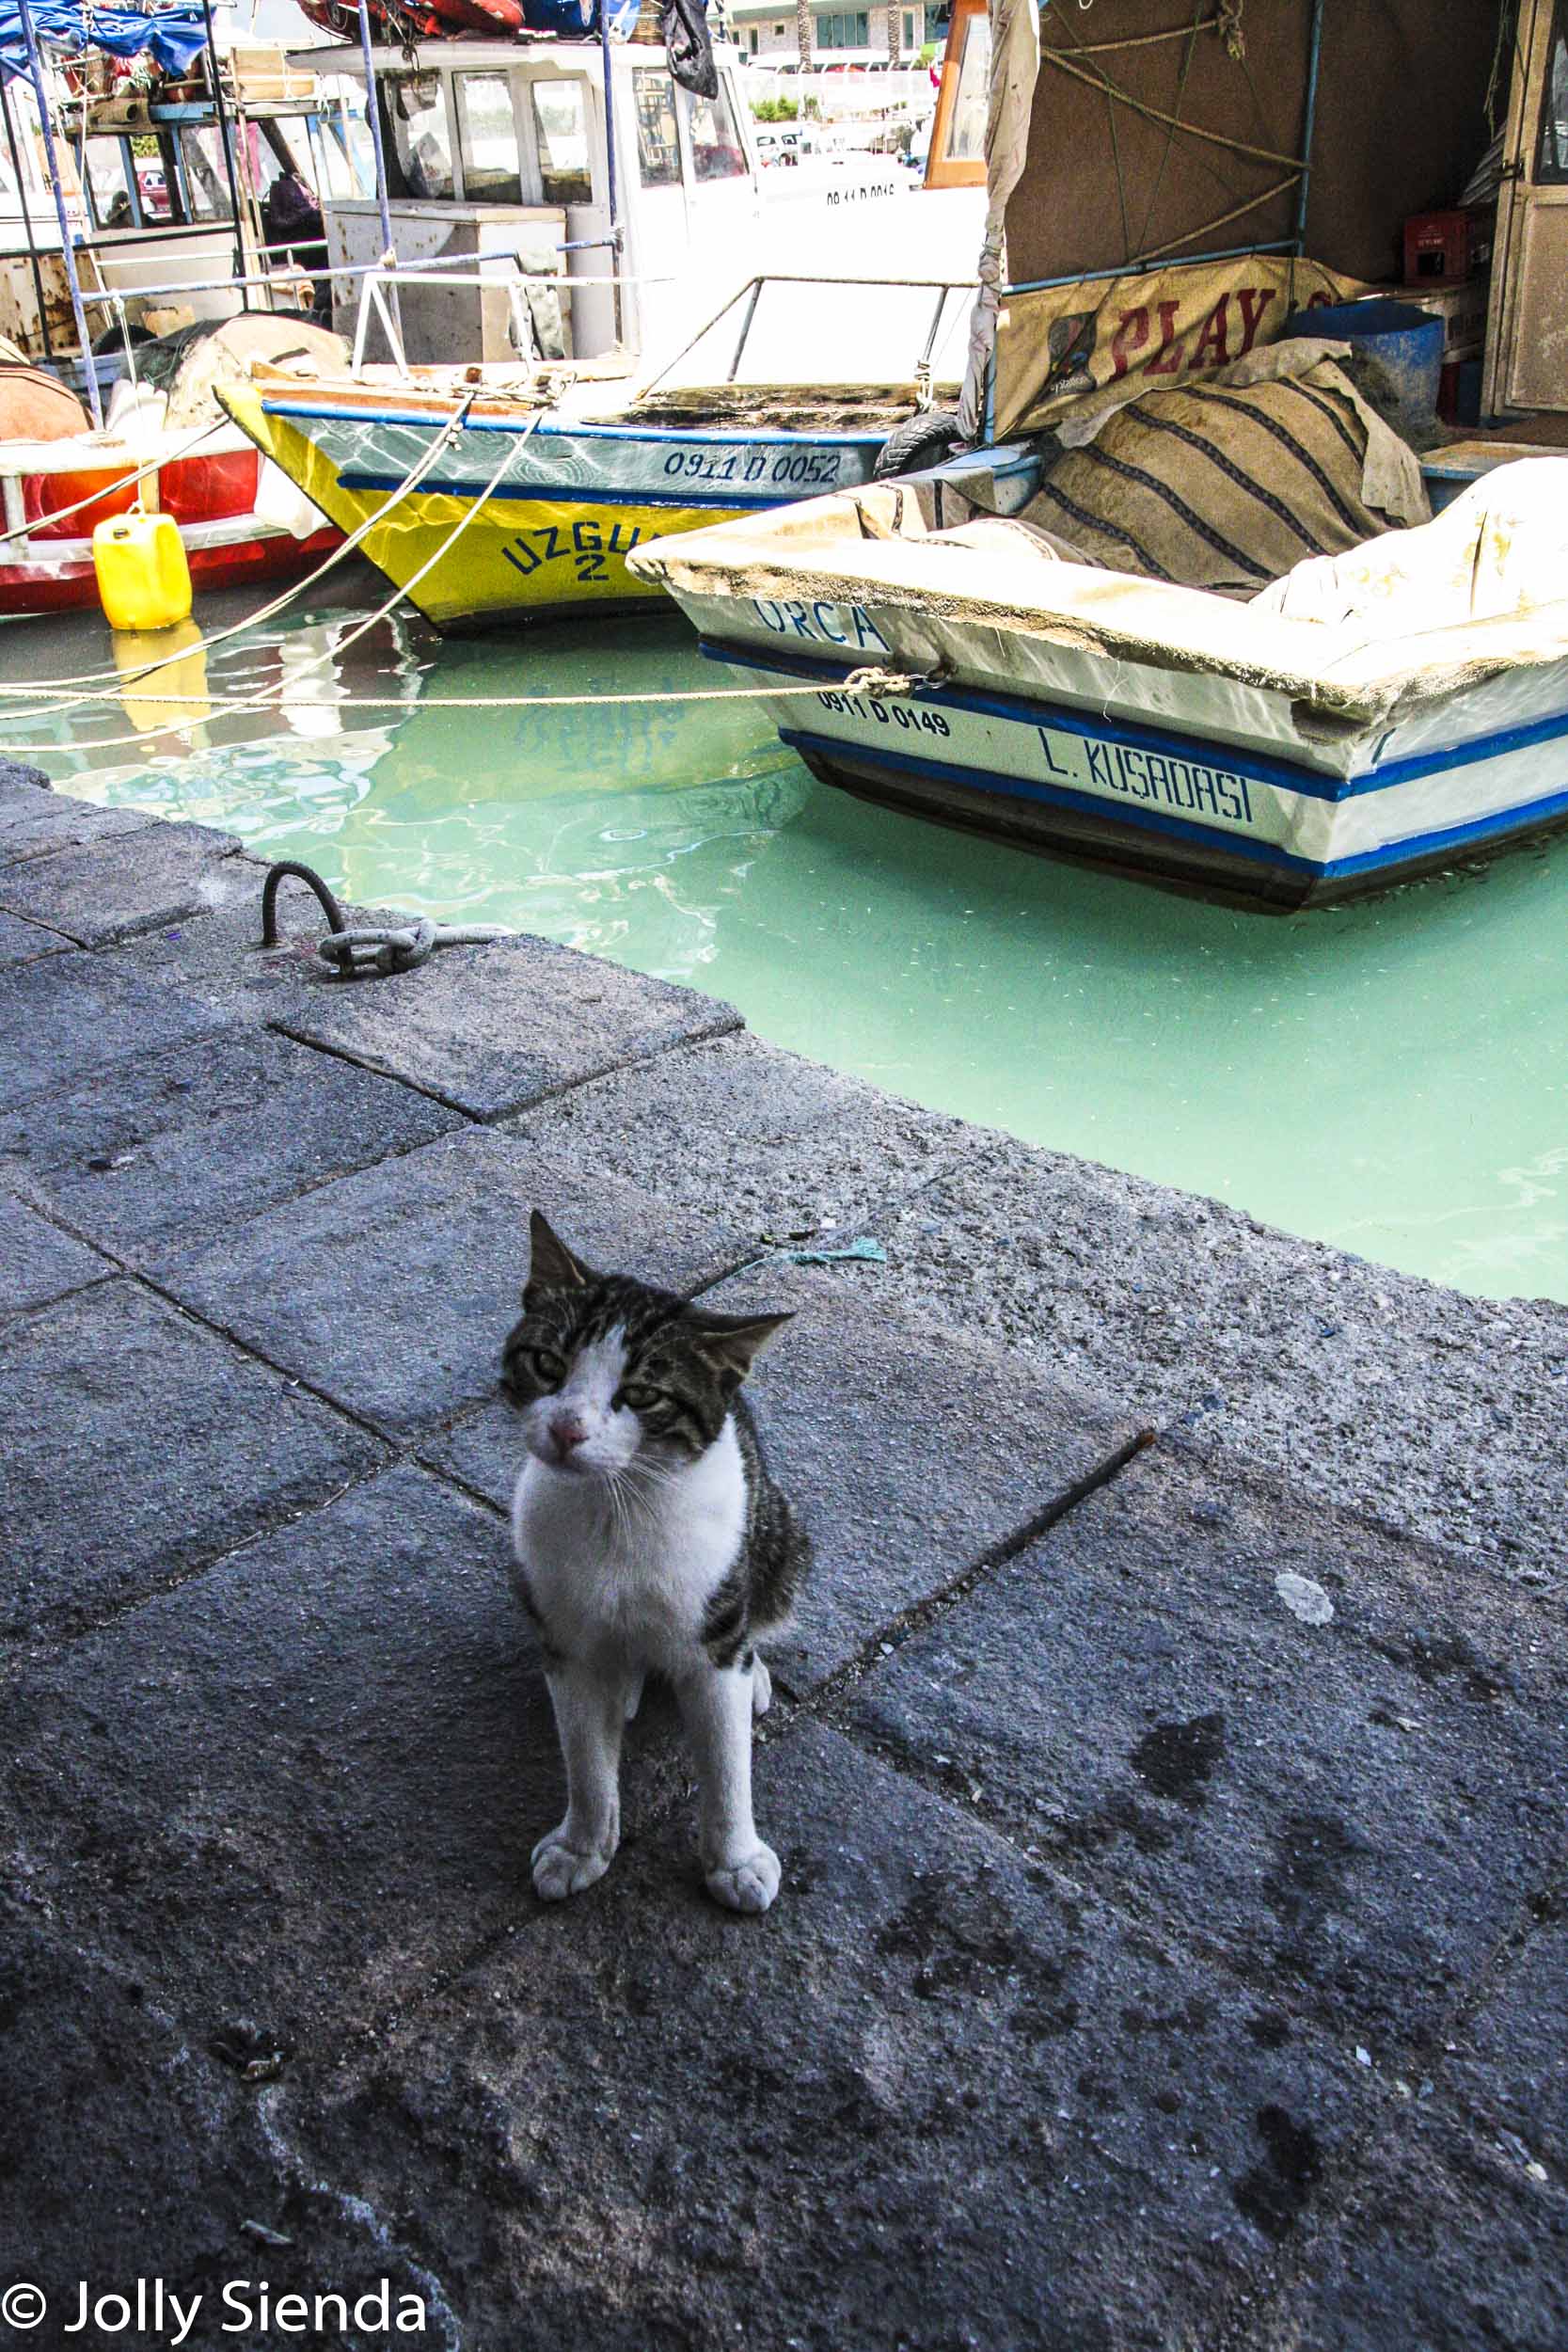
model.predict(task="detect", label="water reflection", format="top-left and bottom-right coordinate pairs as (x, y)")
top-left (7, 587), bottom-right (1568, 1306)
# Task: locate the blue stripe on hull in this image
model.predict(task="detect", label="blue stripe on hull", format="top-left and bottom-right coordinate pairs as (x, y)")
top-left (338, 471), bottom-right (800, 511)
top-left (779, 725), bottom-right (1568, 881)
top-left (700, 634), bottom-right (1568, 803)
top-left (261, 399), bottom-right (886, 450)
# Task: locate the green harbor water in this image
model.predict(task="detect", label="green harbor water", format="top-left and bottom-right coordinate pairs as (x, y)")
top-left (10, 581), bottom-right (1568, 1306)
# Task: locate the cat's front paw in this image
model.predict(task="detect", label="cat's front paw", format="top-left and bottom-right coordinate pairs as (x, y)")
top-left (705, 1841), bottom-right (781, 1915)
top-left (531, 1825), bottom-right (614, 1901)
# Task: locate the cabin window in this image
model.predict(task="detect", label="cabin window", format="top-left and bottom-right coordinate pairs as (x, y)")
top-left (634, 67), bottom-right (681, 188)
top-left (455, 72), bottom-right (522, 202)
top-left (1537, 0), bottom-right (1568, 182)
top-left (84, 136), bottom-right (136, 231)
top-left (682, 81), bottom-right (748, 181)
top-left (388, 73), bottom-right (454, 202)
top-left (176, 125), bottom-right (234, 222)
top-left (531, 79), bottom-right (593, 206)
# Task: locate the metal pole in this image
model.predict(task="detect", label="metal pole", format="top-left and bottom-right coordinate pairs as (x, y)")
top-left (599, 0), bottom-right (622, 344)
top-left (198, 0), bottom-right (247, 286)
top-left (356, 0), bottom-right (395, 261)
top-left (13, 0), bottom-right (102, 424)
top-left (599, 3), bottom-right (621, 244)
top-left (0, 74), bottom-right (54, 363)
top-left (1293, 0), bottom-right (1325, 255)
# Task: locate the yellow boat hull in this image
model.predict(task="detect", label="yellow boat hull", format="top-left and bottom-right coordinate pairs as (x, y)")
top-left (224, 386), bottom-right (756, 628)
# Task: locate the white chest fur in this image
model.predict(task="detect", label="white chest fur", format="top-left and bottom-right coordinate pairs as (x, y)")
top-left (511, 1415), bottom-right (747, 1673)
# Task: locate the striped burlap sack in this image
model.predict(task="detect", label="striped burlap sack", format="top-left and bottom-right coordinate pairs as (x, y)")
top-left (1024, 356), bottom-right (1424, 596)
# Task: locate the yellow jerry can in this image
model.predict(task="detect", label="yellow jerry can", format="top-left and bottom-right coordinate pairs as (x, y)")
top-left (92, 508), bottom-right (193, 632)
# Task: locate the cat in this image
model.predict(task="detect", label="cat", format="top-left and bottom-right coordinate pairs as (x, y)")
top-left (504, 1210), bottom-right (811, 1915)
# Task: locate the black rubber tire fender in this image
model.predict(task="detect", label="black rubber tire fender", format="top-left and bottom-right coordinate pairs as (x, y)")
top-left (872, 407), bottom-right (961, 481)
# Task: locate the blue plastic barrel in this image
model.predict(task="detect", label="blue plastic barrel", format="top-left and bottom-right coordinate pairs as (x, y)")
top-left (1281, 297), bottom-right (1444, 435)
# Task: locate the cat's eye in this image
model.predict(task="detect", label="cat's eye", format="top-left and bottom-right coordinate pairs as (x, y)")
top-left (618, 1384), bottom-right (663, 1414)
top-left (520, 1345), bottom-right (566, 1387)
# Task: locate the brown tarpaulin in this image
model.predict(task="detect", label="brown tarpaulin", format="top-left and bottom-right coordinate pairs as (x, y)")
top-left (1006, 0), bottom-right (1504, 293)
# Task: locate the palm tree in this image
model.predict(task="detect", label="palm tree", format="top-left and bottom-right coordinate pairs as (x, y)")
top-left (888, 0), bottom-right (901, 66)
top-left (796, 0), bottom-right (812, 72)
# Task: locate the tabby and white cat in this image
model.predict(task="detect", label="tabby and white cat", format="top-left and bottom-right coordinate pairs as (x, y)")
top-left (504, 1212), bottom-right (810, 1915)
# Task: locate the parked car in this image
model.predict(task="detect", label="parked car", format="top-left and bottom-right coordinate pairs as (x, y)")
top-left (135, 163), bottom-right (170, 218)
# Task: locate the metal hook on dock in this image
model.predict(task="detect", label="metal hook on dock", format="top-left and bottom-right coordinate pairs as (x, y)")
top-left (260, 858), bottom-right (347, 946)
top-left (258, 857), bottom-right (508, 977)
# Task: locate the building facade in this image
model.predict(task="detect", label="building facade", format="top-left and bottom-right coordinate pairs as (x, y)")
top-left (722, 1), bottom-right (947, 62)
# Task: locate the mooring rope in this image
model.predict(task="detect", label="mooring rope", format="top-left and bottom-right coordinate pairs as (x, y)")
top-left (3, 389), bottom-right (483, 712)
top-left (0, 663), bottom-right (936, 755)
top-left (260, 856), bottom-right (511, 979)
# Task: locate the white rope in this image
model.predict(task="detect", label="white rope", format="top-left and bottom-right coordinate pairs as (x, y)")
top-left (0, 663), bottom-right (927, 756)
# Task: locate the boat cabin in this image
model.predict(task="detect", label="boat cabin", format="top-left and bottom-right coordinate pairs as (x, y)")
top-left (287, 33), bottom-right (767, 366)
top-left (0, 47), bottom-right (370, 368)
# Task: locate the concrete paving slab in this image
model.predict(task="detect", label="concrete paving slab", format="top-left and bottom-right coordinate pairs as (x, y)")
top-left (0, 777), bottom-right (154, 867)
top-left (107, 852), bottom-right (440, 1025)
top-left (0, 1464), bottom-right (689, 2052)
top-left (274, 1722), bottom-right (1375, 2352)
top-left (1259, 2108), bottom-right (1568, 2352)
top-left (1, 1280), bottom-right (384, 1638)
top-left (1, 1893), bottom-right (454, 2345)
top-left (0, 907), bottom-right (71, 966)
top-left (844, 1441), bottom-right (1568, 2052)
top-left (686, 1261), bottom-right (1133, 1689)
top-left (150, 1126), bottom-right (748, 1439)
top-left (0, 817), bottom-right (242, 946)
top-left (0, 1195), bottom-right (109, 1316)
top-left (0, 946), bottom-right (232, 1108)
top-left (0, 756), bottom-right (50, 800)
top-left (871, 1130), bottom-right (1568, 1583)
top-left (506, 1029), bottom-right (961, 1242)
top-left (272, 930), bottom-right (743, 1121)
top-left (0, 1025), bottom-right (462, 1257)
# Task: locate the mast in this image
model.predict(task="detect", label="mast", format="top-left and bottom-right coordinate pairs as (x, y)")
top-left (14, 0), bottom-right (102, 425)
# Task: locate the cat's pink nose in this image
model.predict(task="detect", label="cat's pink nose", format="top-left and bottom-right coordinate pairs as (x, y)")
top-left (547, 1410), bottom-right (588, 1460)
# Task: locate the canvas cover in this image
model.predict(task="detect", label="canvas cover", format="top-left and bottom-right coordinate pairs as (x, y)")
top-left (1006, 0), bottom-right (1502, 293)
top-left (1255, 458), bottom-right (1568, 630)
top-left (953, 0), bottom-right (1037, 442)
top-left (991, 250), bottom-right (1367, 439)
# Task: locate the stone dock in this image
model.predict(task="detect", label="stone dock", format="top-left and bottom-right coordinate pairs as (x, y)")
top-left (2, 770), bottom-right (1565, 2352)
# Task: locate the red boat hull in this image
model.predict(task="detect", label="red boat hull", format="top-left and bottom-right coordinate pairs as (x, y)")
top-left (0, 438), bottom-right (341, 618)
top-left (0, 524), bottom-right (341, 617)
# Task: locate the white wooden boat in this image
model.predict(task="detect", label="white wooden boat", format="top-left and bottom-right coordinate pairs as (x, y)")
top-left (631, 0), bottom-right (1568, 908)
top-left (630, 442), bottom-right (1568, 910)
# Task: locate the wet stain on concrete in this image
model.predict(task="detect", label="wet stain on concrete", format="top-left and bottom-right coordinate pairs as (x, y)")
top-left (1129, 1712), bottom-right (1226, 1806)
top-left (1263, 1811), bottom-right (1364, 1932)
top-left (1232, 2104), bottom-right (1324, 2239)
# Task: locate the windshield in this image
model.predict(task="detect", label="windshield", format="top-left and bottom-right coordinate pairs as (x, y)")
top-left (388, 73), bottom-right (453, 201)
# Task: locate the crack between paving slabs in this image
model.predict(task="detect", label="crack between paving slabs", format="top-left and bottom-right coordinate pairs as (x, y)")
top-left (265, 1002), bottom-right (745, 1126)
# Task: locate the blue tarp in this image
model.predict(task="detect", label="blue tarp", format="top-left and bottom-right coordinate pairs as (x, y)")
top-left (0, 3), bottom-right (209, 85)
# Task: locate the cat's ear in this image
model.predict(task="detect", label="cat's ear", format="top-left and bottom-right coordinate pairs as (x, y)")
top-left (687, 1307), bottom-right (793, 1381)
top-left (524, 1209), bottom-right (593, 1304)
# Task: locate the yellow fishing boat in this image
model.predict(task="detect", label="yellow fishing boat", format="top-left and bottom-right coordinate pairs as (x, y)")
top-left (221, 348), bottom-right (964, 628)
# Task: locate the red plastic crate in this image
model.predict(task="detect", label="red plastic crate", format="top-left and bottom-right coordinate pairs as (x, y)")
top-left (1404, 210), bottom-right (1473, 285)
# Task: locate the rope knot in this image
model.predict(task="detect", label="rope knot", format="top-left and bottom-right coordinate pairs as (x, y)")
top-left (840, 662), bottom-right (949, 701)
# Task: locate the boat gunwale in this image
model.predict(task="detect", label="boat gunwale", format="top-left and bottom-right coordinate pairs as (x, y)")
top-left (628, 509), bottom-right (1568, 736)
